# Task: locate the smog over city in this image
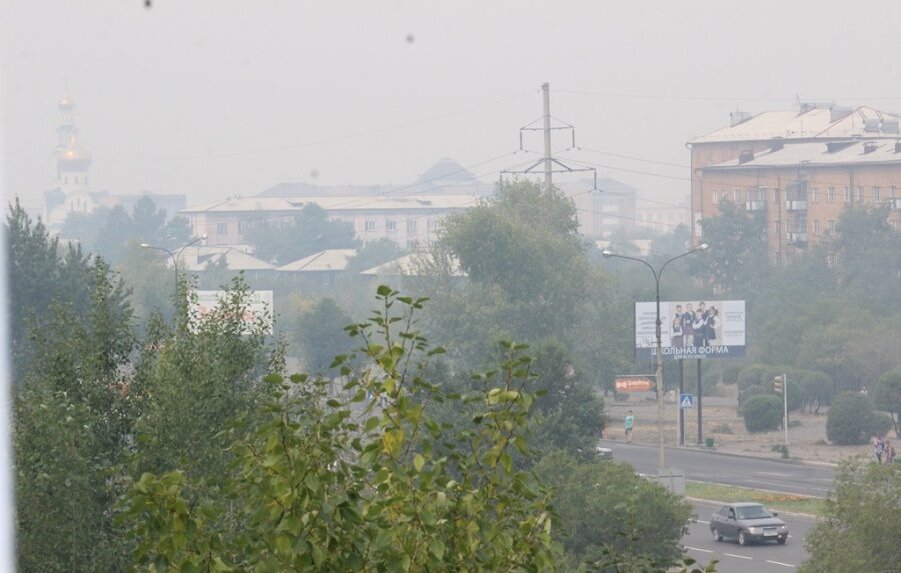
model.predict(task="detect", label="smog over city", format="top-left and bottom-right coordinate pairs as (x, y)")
top-left (3, 2), bottom-right (901, 572)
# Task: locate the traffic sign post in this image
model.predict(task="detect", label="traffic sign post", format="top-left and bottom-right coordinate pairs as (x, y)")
top-left (679, 393), bottom-right (694, 408)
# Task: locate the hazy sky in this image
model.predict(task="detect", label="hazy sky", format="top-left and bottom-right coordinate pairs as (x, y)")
top-left (3, 0), bottom-right (901, 215)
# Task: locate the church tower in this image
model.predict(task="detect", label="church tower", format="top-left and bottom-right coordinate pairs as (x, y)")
top-left (52, 91), bottom-right (94, 219)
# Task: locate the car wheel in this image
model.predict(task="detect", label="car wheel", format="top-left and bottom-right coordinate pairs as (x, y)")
top-left (738, 531), bottom-right (747, 546)
top-left (777, 537), bottom-right (787, 545)
top-left (711, 528), bottom-right (722, 542)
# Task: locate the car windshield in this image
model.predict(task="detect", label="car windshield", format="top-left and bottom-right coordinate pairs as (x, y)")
top-left (736, 505), bottom-right (772, 519)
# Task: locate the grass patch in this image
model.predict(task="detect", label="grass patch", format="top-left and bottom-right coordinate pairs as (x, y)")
top-left (686, 481), bottom-right (824, 516)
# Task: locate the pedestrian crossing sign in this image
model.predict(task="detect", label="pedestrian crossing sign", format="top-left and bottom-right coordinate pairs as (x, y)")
top-left (679, 393), bottom-right (694, 408)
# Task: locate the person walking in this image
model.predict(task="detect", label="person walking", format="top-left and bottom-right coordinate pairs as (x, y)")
top-left (873, 435), bottom-right (885, 464)
top-left (884, 439), bottom-right (895, 465)
top-left (625, 410), bottom-right (634, 443)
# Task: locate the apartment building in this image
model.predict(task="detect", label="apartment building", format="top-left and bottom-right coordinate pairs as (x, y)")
top-left (688, 105), bottom-right (901, 261)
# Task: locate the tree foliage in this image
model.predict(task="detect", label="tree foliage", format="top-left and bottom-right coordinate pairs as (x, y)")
top-left (533, 451), bottom-right (693, 571)
top-left (740, 394), bottom-right (782, 433)
top-left (14, 259), bottom-right (136, 572)
top-left (826, 392), bottom-right (880, 445)
top-left (244, 203), bottom-right (360, 265)
top-left (123, 287), bottom-right (559, 571)
top-left (801, 458), bottom-right (901, 572)
top-left (873, 369), bottom-right (901, 437)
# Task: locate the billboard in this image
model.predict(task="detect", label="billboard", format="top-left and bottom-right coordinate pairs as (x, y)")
top-left (615, 375), bottom-right (655, 392)
top-left (191, 290), bottom-right (274, 334)
top-left (634, 299), bottom-right (745, 360)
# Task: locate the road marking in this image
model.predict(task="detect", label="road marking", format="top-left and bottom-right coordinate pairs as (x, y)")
top-left (766, 560), bottom-right (797, 568)
top-left (685, 546), bottom-right (713, 553)
top-left (724, 553), bottom-right (753, 560)
top-left (756, 471), bottom-right (790, 477)
top-left (696, 520), bottom-right (710, 524)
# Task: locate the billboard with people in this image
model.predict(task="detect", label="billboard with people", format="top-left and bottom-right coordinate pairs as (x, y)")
top-left (634, 300), bottom-right (745, 360)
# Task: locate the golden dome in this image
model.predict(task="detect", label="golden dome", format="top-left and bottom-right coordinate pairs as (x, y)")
top-left (57, 131), bottom-right (91, 169)
top-left (58, 91), bottom-right (75, 111)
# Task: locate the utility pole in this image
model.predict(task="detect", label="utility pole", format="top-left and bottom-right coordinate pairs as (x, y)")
top-left (542, 82), bottom-right (553, 190)
top-left (500, 83), bottom-right (597, 190)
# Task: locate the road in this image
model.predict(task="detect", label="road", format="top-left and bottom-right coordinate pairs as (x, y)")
top-left (684, 500), bottom-right (815, 572)
top-left (599, 440), bottom-right (835, 497)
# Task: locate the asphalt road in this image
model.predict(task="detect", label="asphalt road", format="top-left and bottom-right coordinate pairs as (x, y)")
top-left (599, 440), bottom-right (835, 497)
top-left (684, 500), bottom-right (816, 572)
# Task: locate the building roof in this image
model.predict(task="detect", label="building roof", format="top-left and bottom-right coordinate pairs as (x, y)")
top-left (181, 194), bottom-right (480, 215)
top-left (704, 139), bottom-right (901, 170)
top-left (360, 252), bottom-right (465, 277)
top-left (275, 249), bottom-right (357, 272)
top-left (688, 105), bottom-right (901, 144)
top-left (181, 245), bottom-right (274, 271)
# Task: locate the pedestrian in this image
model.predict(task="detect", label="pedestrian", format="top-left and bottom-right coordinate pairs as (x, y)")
top-left (625, 410), bottom-right (634, 443)
top-left (884, 439), bottom-right (895, 465)
top-left (873, 435), bottom-right (885, 464)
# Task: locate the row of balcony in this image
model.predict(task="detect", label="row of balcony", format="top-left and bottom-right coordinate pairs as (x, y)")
top-left (746, 199), bottom-right (901, 211)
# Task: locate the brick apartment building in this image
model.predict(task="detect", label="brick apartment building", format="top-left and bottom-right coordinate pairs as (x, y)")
top-left (688, 104), bottom-right (901, 262)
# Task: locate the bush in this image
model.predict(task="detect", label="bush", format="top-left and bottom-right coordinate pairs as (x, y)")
top-left (827, 392), bottom-right (877, 445)
top-left (741, 394), bottom-right (783, 433)
top-left (870, 412), bottom-right (894, 437)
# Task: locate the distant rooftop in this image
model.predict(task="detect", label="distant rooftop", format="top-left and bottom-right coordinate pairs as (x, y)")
top-left (182, 195), bottom-right (480, 214)
top-left (689, 105), bottom-right (901, 144)
top-left (704, 139), bottom-right (901, 169)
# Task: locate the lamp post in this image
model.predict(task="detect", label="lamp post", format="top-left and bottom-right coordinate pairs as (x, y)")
top-left (141, 235), bottom-right (206, 298)
top-left (602, 242), bottom-right (709, 470)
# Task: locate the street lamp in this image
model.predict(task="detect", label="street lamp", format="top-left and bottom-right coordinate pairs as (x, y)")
top-left (140, 235), bottom-right (207, 297)
top-left (602, 242), bottom-right (709, 471)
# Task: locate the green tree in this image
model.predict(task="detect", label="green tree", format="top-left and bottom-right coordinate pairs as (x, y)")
top-left (14, 261), bottom-right (136, 572)
top-left (873, 369), bottom-right (901, 437)
top-left (292, 297), bottom-right (356, 374)
top-left (245, 203), bottom-right (360, 265)
top-left (693, 200), bottom-right (768, 296)
top-left (741, 394), bottom-right (782, 433)
top-left (128, 275), bottom-right (281, 484)
top-left (123, 287), bottom-right (558, 571)
top-left (533, 451), bottom-right (693, 571)
top-left (346, 236), bottom-right (407, 272)
top-left (437, 180), bottom-right (591, 341)
top-left (801, 459), bottom-right (901, 572)
top-left (826, 392), bottom-right (881, 445)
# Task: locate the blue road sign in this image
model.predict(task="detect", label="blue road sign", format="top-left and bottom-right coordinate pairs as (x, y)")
top-left (679, 393), bottom-right (694, 409)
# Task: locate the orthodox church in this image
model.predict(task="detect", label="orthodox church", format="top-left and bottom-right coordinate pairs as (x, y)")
top-left (42, 92), bottom-right (186, 232)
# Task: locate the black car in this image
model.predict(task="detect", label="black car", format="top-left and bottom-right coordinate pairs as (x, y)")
top-left (709, 502), bottom-right (788, 546)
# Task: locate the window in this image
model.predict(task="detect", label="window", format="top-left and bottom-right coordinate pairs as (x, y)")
top-left (721, 190), bottom-right (729, 202)
top-left (813, 219), bottom-right (820, 234)
top-left (827, 187), bottom-right (835, 202)
top-left (856, 187), bottom-right (864, 201)
top-left (874, 187), bottom-right (881, 201)
top-left (734, 188), bottom-right (742, 202)
top-left (773, 188), bottom-right (780, 202)
top-left (238, 221), bottom-right (249, 233)
top-left (406, 220), bottom-right (417, 232)
top-left (386, 220), bottom-right (397, 232)
top-left (892, 186), bottom-right (898, 199)
top-left (843, 187), bottom-right (851, 202)
top-left (711, 191), bottom-right (717, 203)
top-left (809, 187), bottom-right (817, 203)
top-left (216, 222), bottom-right (228, 235)
top-left (364, 220), bottom-right (376, 232)
top-left (828, 220), bottom-right (836, 232)
top-left (427, 218), bottom-right (437, 230)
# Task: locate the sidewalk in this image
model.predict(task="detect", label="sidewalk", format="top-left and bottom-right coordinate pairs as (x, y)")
top-left (605, 394), bottom-right (873, 465)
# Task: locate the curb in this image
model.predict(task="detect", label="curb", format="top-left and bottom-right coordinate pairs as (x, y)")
top-left (685, 496), bottom-right (818, 520)
top-left (598, 438), bottom-right (839, 468)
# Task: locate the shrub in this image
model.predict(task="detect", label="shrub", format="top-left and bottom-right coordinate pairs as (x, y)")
top-left (827, 392), bottom-right (877, 445)
top-left (741, 394), bottom-right (783, 433)
top-left (870, 412), bottom-right (894, 437)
